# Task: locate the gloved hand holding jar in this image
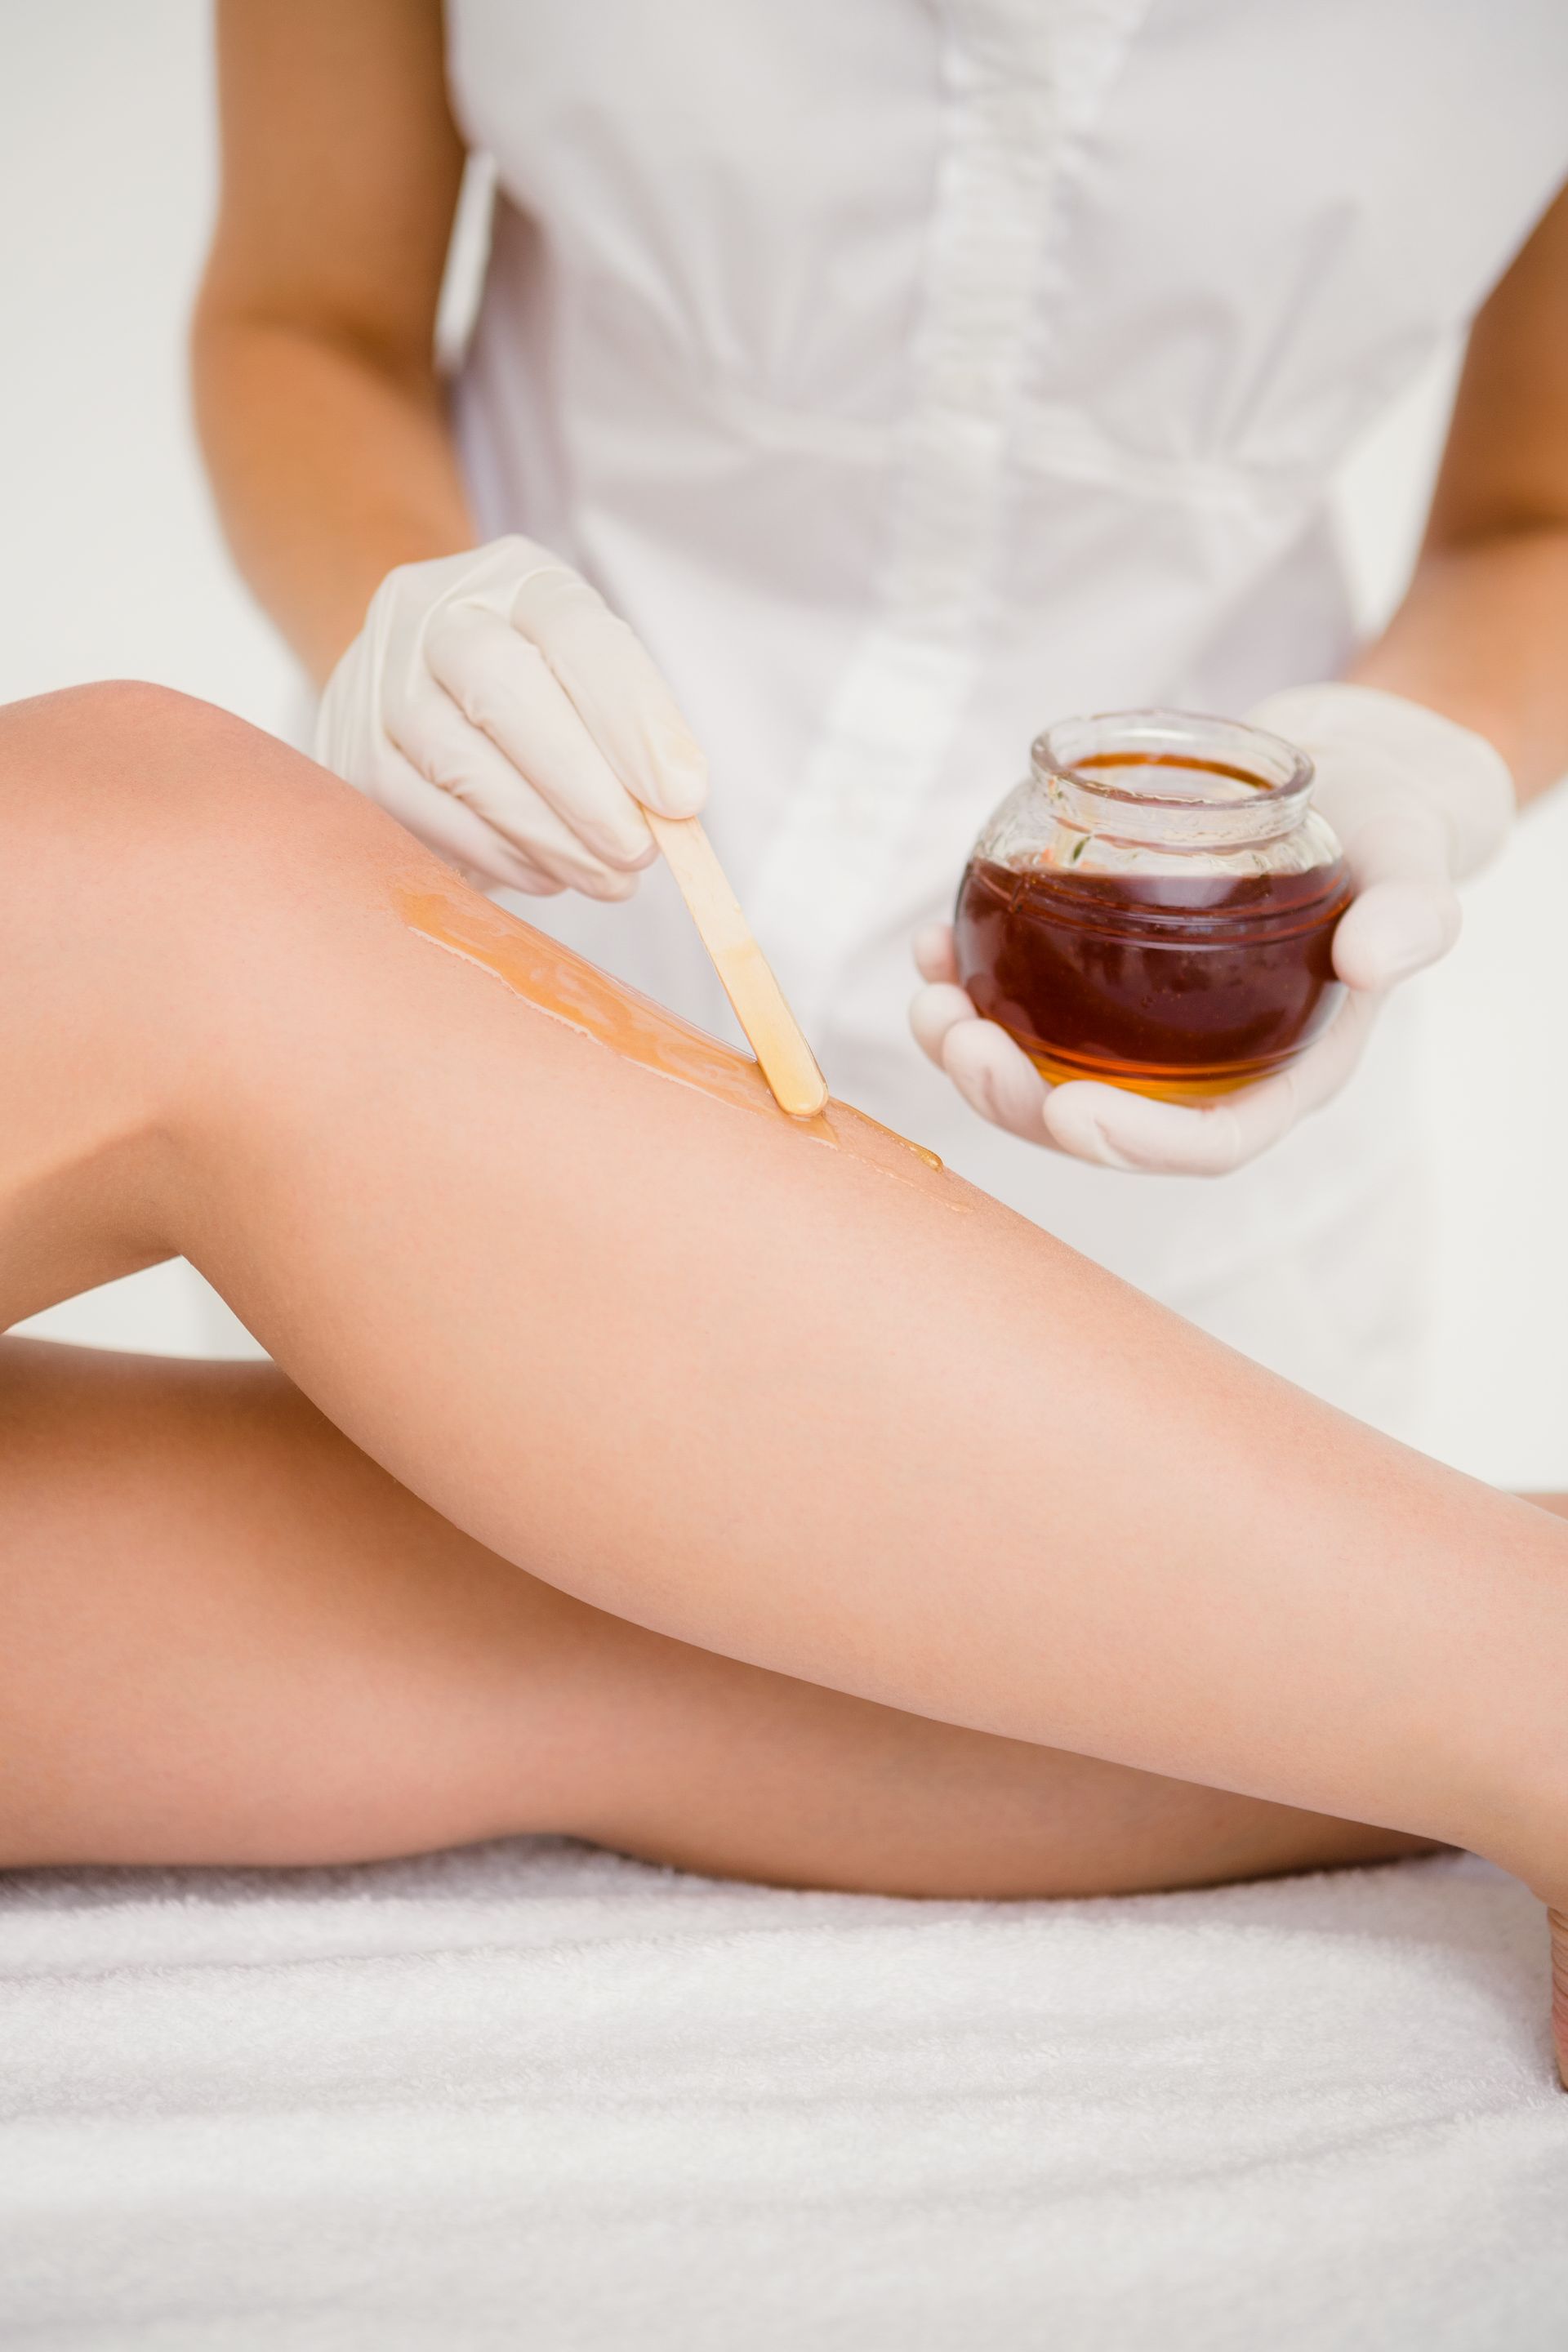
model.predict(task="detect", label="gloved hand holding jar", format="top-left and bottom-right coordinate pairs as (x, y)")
top-left (910, 684), bottom-right (1517, 1177)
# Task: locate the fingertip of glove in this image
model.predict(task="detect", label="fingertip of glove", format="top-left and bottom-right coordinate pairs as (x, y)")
top-left (907, 981), bottom-right (973, 1062)
top-left (941, 1016), bottom-right (1051, 1134)
top-left (642, 726), bottom-right (710, 818)
top-left (1043, 1081), bottom-right (1245, 1176)
top-left (581, 865), bottom-right (643, 903)
top-left (911, 921), bottom-right (958, 984)
top-left (1334, 883), bottom-right (1459, 990)
top-left (1040, 1083), bottom-right (1125, 1168)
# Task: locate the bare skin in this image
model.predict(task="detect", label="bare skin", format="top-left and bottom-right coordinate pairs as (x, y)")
top-left (0, 1337), bottom-right (1429, 1893)
top-left (3, 680), bottom-right (1568, 2016)
top-left (193, 0), bottom-right (474, 684)
top-left (193, 6), bottom-right (1568, 799)
top-left (1352, 176), bottom-right (1568, 791)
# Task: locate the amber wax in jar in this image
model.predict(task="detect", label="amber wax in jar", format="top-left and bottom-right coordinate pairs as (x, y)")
top-left (953, 710), bottom-right (1352, 1102)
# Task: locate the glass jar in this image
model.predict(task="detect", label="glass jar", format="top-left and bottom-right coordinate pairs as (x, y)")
top-left (952, 710), bottom-right (1351, 1101)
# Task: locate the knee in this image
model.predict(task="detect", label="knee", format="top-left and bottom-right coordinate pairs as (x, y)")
top-left (0, 680), bottom-right (352, 895)
top-left (0, 681), bottom-right (254, 837)
top-left (1, 678), bottom-right (221, 762)
top-left (0, 687), bottom-right (341, 1031)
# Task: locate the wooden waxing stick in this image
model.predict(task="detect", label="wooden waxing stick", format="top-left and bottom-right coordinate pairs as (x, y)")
top-left (644, 812), bottom-right (829, 1120)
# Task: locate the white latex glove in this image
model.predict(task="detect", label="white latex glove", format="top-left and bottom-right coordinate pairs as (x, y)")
top-left (315, 536), bottom-right (708, 896)
top-left (911, 684), bottom-right (1515, 1175)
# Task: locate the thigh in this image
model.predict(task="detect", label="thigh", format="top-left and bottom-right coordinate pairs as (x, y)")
top-left (0, 1338), bottom-right (1428, 1889)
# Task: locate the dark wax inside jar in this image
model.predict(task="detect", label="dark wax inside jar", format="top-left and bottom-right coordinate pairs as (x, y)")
top-left (954, 848), bottom-right (1352, 1092)
top-left (1068, 749), bottom-right (1280, 797)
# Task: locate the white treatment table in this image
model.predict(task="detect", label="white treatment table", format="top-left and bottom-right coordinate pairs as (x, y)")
top-left (2, 1841), bottom-right (1566, 2348)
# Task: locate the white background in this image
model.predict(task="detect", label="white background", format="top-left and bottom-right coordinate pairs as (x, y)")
top-left (1, 2), bottom-right (1565, 1485)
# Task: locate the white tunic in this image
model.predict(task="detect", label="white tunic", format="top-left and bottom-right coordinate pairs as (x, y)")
top-left (445, 0), bottom-right (1568, 1432)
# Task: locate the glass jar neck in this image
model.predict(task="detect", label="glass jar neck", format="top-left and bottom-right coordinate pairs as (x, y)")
top-left (1031, 710), bottom-right (1315, 853)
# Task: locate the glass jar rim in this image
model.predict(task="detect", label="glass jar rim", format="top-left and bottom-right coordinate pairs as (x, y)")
top-left (1030, 708), bottom-right (1315, 849)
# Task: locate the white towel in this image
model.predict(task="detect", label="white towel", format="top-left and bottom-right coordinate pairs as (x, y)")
top-left (2, 1842), bottom-right (1565, 2349)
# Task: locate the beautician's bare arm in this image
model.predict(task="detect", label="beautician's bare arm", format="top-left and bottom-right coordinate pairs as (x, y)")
top-left (1353, 179), bottom-right (1568, 801)
top-left (192, 0), bottom-right (474, 682)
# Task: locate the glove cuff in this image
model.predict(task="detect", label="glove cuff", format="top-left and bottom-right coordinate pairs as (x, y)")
top-left (1246, 682), bottom-right (1515, 882)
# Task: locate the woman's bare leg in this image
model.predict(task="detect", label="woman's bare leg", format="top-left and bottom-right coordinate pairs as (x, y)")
top-left (1, 684), bottom-right (1565, 1922)
top-left (0, 1337), bottom-right (1429, 1890)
